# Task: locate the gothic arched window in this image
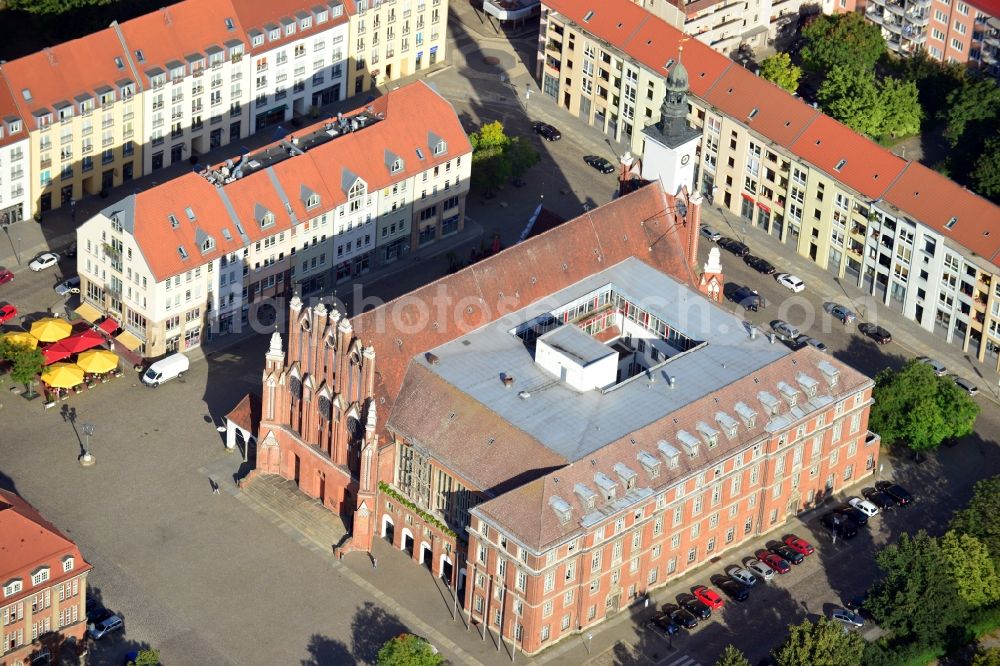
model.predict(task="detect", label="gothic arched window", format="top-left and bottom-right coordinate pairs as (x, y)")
top-left (290, 377), bottom-right (303, 400)
top-left (318, 395), bottom-right (332, 421)
top-left (347, 416), bottom-right (363, 440)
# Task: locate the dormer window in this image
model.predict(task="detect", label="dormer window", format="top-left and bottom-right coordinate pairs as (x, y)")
top-left (818, 360), bottom-right (840, 387)
top-left (260, 212), bottom-right (275, 228)
top-left (758, 390), bottom-right (781, 416)
top-left (306, 193), bottom-right (320, 209)
top-left (777, 381), bottom-right (799, 407)
top-left (796, 372), bottom-right (819, 398)
top-left (433, 140), bottom-right (447, 156)
top-left (677, 430), bottom-right (700, 458)
top-left (62, 556), bottom-right (75, 573)
top-left (270, 28), bottom-right (281, 41)
top-left (734, 402), bottom-right (757, 428)
top-left (31, 567), bottom-right (50, 586)
top-left (594, 472), bottom-right (617, 501)
top-left (613, 463), bottom-right (638, 490)
top-left (658, 440), bottom-right (680, 468)
top-left (696, 422), bottom-right (720, 448)
top-left (637, 451), bottom-right (661, 478)
top-left (715, 411), bottom-right (739, 439)
top-left (391, 158), bottom-right (403, 174)
top-left (574, 482), bottom-right (598, 510)
top-left (550, 496), bottom-right (573, 523)
top-left (201, 237), bottom-right (215, 253)
top-left (3, 579), bottom-right (23, 597)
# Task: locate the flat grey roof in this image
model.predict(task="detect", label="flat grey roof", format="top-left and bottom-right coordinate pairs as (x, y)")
top-left (418, 257), bottom-right (790, 462)
top-left (538, 324), bottom-right (614, 366)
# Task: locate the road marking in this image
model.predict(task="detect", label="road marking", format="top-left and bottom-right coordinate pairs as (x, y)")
top-left (659, 654), bottom-right (700, 666)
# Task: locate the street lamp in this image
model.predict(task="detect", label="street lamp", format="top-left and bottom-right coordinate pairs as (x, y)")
top-left (80, 423), bottom-right (96, 467)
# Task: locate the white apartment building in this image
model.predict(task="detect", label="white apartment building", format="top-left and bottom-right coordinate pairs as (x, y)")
top-left (236, 0), bottom-right (351, 132)
top-left (75, 82), bottom-right (471, 358)
top-left (115, 0), bottom-right (251, 174)
top-left (0, 99), bottom-right (30, 228)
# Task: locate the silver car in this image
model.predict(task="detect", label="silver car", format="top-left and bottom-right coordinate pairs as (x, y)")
top-left (747, 558), bottom-right (775, 582)
top-left (771, 320), bottom-right (800, 340)
top-left (54, 276), bottom-right (81, 297)
top-left (917, 357), bottom-right (947, 376)
top-left (831, 608), bottom-right (864, 628)
top-left (726, 565), bottom-right (757, 587)
top-left (87, 613), bottom-right (124, 640)
top-left (953, 376), bottom-right (979, 396)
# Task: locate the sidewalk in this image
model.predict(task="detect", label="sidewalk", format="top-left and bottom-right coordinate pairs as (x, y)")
top-left (701, 204), bottom-right (1000, 405)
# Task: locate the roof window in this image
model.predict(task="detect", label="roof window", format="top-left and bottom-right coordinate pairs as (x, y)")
top-left (178, 246), bottom-right (189, 260)
top-left (21, 89), bottom-right (32, 102)
top-left (835, 159), bottom-right (847, 171)
top-left (748, 108), bottom-right (759, 120)
top-left (135, 49), bottom-right (145, 63)
top-left (225, 17), bottom-right (235, 31)
top-left (168, 214), bottom-right (179, 228)
top-left (584, 10), bottom-right (595, 21)
top-left (184, 207), bottom-right (196, 221)
top-left (945, 216), bottom-right (958, 230)
top-left (114, 57), bottom-right (124, 70)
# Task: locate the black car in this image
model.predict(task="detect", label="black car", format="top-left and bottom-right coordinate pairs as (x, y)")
top-left (836, 505), bottom-right (869, 527)
top-left (648, 611), bottom-right (680, 636)
top-left (859, 323), bottom-right (892, 344)
top-left (718, 237), bottom-right (750, 257)
top-left (724, 284), bottom-right (761, 311)
top-left (744, 254), bottom-right (776, 274)
top-left (680, 596), bottom-right (712, 619)
top-left (718, 579), bottom-right (750, 602)
top-left (821, 511), bottom-right (859, 539)
top-left (770, 544), bottom-right (805, 565)
top-left (862, 488), bottom-right (895, 511)
top-left (584, 155), bottom-right (616, 174)
top-left (875, 481), bottom-right (912, 506)
top-left (532, 121), bottom-right (561, 141)
top-left (669, 607), bottom-right (699, 629)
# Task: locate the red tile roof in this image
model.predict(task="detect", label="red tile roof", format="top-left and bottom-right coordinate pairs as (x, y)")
top-left (883, 162), bottom-right (1000, 265)
top-left (474, 347), bottom-right (873, 549)
top-left (0, 490), bottom-right (91, 601)
top-left (542, 0), bottom-right (999, 266)
top-left (969, 0), bottom-right (1000, 17)
top-left (352, 181), bottom-right (699, 431)
top-left (1, 28), bottom-right (135, 122)
top-left (124, 81), bottom-right (470, 281)
top-left (231, 0), bottom-right (349, 53)
top-left (0, 82), bottom-right (26, 150)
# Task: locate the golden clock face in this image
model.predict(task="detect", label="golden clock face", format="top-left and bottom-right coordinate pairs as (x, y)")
top-left (681, 154), bottom-right (690, 165)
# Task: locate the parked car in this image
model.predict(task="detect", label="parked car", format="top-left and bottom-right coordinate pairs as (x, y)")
top-left (783, 535), bottom-right (815, 556)
top-left (831, 608), bottom-right (864, 628)
top-left (647, 611), bottom-right (680, 636)
top-left (792, 335), bottom-right (828, 353)
top-left (775, 273), bottom-right (805, 292)
top-left (756, 550), bottom-right (791, 574)
top-left (859, 322), bottom-right (892, 344)
top-left (54, 275), bottom-right (81, 297)
top-left (718, 237), bottom-right (750, 257)
top-left (583, 155), bottom-right (616, 174)
top-left (953, 376), bottom-right (979, 396)
top-left (87, 613), bottom-right (124, 640)
top-left (771, 320), bottom-right (800, 340)
top-left (769, 544), bottom-right (805, 565)
top-left (700, 226), bottom-right (723, 241)
top-left (668, 606), bottom-right (699, 629)
top-left (718, 579), bottom-right (750, 602)
top-left (0, 303), bottom-right (16, 325)
top-left (747, 558), bottom-right (775, 582)
top-left (848, 497), bottom-right (880, 517)
top-left (532, 121), bottom-right (561, 141)
top-left (693, 585), bottom-right (725, 610)
top-left (821, 511), bottom-right (859, 539)
top-left (29, 252), bottom-right (59, 272)
top-left (0, 268), bottom-right (13, 286)
top-left (725, 284), bottom-right (761, 311)
top-left (64, 242), bottom-right (77, 259)
top-left (862, 488), bottom-right (895, 511)
top-left (744, 254), bottom-right (776, 274)
top-left (679, 595), bottom-right (712, 619)
top-left (835, 505), bottom-right (869, 527)
top-left (726, 565), bottom-right (757, 587)
top-left (917, 357), bottom-right (947, 376)
top-left (824, 302), bottom-right (856, 324)
top-left (875, 480), bottom-right (912, 506)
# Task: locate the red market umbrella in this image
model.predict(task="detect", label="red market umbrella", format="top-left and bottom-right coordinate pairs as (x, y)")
top-left (50, 329), bottom-right (105, 354)
top-left (42, 345), bottom-right (73, 365)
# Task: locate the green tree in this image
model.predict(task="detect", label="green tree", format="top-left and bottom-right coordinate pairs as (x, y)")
top-left (818, 66), bottom-right (884, 137)
top-left (972, 647), bottom-right (1000, 666)
top-left (877, 77), bottom-right (922, 139)
top-left (4, 0), bottom-right (112, 13)
top-left (952, 475), bottom-right (1000, 569)
top-left (759, 53), bottom-right (802, 93)
top-left (868, 530), bottom-right (968, 643)
top-left (942, 78), bottom-right (1000, 147)
top-left (889, 51), bottom-right (965, 123)
top-left (771, 617), bottom-right (865, 666)
top-left (468, 121), bottom-right (538, 190)
top-left (939, 530), bottom-right (1000, 608)
top-left (972, 136), bottom-right (1000, 201)
top-left (506, 135), bottom-right (541, 179)
top-left (715, 644), bottom-right (751, 666)
top-left (869, 359), bottom-right (979, 452)
top-left (376, 634), bottom-right (443, 666)
top-left (0, 339), bottom-right (44, 398)
top-left (801, 13), bottom-right (886, 73)
top-left (127, 648), bottom-right (161, 666)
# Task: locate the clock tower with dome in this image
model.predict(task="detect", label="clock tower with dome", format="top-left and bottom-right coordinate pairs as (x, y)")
top-left (641, 49), bottom-right (703, 196)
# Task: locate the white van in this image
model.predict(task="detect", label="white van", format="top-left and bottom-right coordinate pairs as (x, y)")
top-left (142, 353), bottom-right (190, 387)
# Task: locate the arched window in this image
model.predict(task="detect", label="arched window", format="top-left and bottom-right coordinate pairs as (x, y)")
top-left (318, 395), bottom-right (332, 421)
top-left (347, 416), bottom-right (363, 440)
top-left (290, 377), bottom-right (303, 400)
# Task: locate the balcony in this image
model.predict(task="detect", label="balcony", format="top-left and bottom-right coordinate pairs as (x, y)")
top-left (865, 431), bottom-right (880, 447)
top-left (40, 158), bottom-right (52, 169)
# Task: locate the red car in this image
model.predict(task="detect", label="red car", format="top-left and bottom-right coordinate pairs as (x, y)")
top-left (0, 303), bottom-right (17, 324)
top-left (692, 585), bottom-right (725, 610)
top-left (784, 535), bottom-right (815, 556)
top-left (757, 550), bottom-right (791, 574)
top-left (0, 269), bottom-right (13, 286)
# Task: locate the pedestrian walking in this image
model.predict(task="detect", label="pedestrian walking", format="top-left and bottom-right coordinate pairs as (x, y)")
top-left (372, 557), bottom-right (378, 569)
top-left (211, 479), bottom-right (220, 495)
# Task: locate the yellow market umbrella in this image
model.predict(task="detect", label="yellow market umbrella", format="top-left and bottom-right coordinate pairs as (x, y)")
top-left (30, 317), bottom-right (72, 343)
top-left (1, 331), bottom-right (39, 349)
top-left (76, 349), bottom-right (119, 374)
top-left (41, 363), bottom-right (84, 389)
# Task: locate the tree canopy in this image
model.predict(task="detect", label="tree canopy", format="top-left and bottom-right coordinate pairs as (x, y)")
top-left (759, 53), bottom-right (802, 94)
top-left (951, 474), bottom-right (1000, 569)
top-left (939, 530), bottom-right (1000, 609)
top-left (876, 77), bottom-right (922, 139)
top-left (818, 66), bottom-right (884, 137)
top-left (127, 648), bottom-right (161, 666)
top-left (715, 644), bottom-right (751, 666)
top-left (4, 0), bottom-right (113, 13)
top-left (801, 13), bottom-right (886, 74)
top-left (942, 78), bottom-right (1000, 147)
top-left (972, 136), bottom-right (1000, 200)
top-left (0, 339), bottom-right (44, 397)
top-left (869, 359), bottom-right (979, 452)
top-left (972, 647), bottom-right (1000, 666)
top-left (468, 121), bottom-right (539, 191)
top-left (376, 634), bottom-right (443, 666)
top-left (771, 617), bottom-right (865, 666)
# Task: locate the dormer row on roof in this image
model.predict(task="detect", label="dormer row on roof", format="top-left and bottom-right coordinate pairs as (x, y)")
top-left (246, 1), bottom-right (345, 51)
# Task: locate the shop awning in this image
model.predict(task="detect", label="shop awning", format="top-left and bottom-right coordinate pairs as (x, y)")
top-left (115, 330), bottom-right (142, 351)
top-left (74, 302), bottom-right (103, 323)
top-left (98, 317), bottom-right (120, 335)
